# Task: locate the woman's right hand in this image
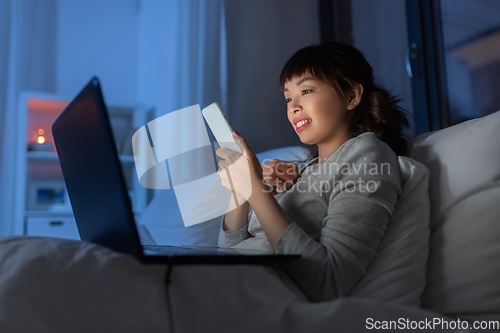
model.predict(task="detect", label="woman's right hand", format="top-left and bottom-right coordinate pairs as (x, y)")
top-left (261, 159), bottom-right (299, 193)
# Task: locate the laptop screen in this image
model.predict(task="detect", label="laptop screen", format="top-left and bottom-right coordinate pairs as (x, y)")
top-left (52, 77), bottom-right (143, 259)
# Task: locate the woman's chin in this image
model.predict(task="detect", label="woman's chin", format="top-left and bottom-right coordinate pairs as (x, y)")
top-left (298, 138), bottom-right (310, 145)
top-left (297, 135), bottom-right (314, 145)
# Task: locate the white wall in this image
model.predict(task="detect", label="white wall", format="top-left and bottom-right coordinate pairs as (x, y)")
top-left (137, 0), bottom-right (227, 120)
top-left (137, 0), bottom-right (173, 117)
top-left (56, 0), bottom-right (140, 105)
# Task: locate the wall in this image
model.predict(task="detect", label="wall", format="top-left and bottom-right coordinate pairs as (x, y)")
top-left (56, 0), bottom-right (140, 105)
top-left (224, 0), bottom-right (320, 153)
top-left (441, 0), bottom-right (500, 123)
top-left (53, 0), bottom-right (410, 147)
top-left (137, 0), bottom-right (320, 153)
top-left (351, 0), bottom-right (415, 137)
top-left (40, 0), bottom-right (413, 145)
top-left (137, 0), bottom-right (173, 117)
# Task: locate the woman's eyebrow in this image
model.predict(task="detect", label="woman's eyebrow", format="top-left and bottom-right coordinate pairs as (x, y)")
top-left (284, 77), bottom-right (317, 91)
top-left (296, 76), bottom-right (316, 86)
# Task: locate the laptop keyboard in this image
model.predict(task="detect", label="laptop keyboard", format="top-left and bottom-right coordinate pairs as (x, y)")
top-left (143, 245), bottom-right (237, 256)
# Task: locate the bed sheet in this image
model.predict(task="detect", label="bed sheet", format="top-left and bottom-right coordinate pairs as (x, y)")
top-left (0, 236), bottom-right (467, 333)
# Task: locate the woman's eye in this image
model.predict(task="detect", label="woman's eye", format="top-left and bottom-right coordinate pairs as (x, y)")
top-left (285, 98), bottom-right (292, 104)
top-left (302, 89), bottom-right (312, 95)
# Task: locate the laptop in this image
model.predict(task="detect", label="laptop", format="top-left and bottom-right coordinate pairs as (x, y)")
top-left (52, 77), bottom-right (300, 264)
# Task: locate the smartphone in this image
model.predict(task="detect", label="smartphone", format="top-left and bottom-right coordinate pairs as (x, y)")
top-left (202, 102), bottom-right (242, 153)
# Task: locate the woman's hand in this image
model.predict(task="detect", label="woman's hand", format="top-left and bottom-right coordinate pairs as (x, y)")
top-left (217, 131), bottom-right (294, 249)
top-left (261, 159), bottom-right (299, 192)
top-left (216, 131), bottom-right (268, 204)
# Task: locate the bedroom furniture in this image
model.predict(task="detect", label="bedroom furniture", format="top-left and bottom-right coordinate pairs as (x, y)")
top-left (139, 109), bottom-right (500, 322)
top-left (13, 91), bottom-right (153, 240)
top-left (0, 110), bottom-right (498, 332)
top-left (409, 110), bottom-right (500, 324)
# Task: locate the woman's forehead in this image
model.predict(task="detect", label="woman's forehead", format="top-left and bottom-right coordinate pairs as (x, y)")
top-left (283, 72), bottom-right (316, 89)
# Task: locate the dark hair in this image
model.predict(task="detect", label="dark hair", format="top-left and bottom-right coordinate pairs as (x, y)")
top-left (279, 41), bottom-right (410, 156)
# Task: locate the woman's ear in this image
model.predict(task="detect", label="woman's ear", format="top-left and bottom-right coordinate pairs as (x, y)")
top-left (347, 84), bottom-right (364, 110)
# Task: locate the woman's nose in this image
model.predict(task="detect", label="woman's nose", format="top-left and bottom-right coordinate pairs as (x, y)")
top-left (289, 100), bottom-right (301, 113)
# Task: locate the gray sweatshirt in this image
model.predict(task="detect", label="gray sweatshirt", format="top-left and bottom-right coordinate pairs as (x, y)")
top-left (218, 132), bottom-right (402, 302)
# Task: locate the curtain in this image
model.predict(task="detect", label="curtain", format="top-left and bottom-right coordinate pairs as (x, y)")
top-left (0, 0), bottom-right (57, 235)
top-left (0, 0), bottom-right (320, 236)
top-left (138, 0), bottom-right (320, 153)
top-left (224, 0), bottom-right (320, 153)
top-left (136, 0), bottom-right (229, 243)
top-left (138, 0), bottom-right (227, 119)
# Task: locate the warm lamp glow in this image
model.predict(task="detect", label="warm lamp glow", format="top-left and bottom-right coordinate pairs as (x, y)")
top-left (28, 126), bottom-right (53, 151)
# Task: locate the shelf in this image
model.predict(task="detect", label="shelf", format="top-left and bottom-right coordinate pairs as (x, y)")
top-left (25, 209), bottom-right (142, 218)
top-left (25, 210), bottom-right (74, 218)
top-left (27, 151), bottom-right (59, 162)
top-left (27, 151), bottom-right (136, 164)
top-left (14, 90), bottom-right (153, 237)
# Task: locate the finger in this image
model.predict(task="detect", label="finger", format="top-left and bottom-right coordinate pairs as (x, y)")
top-left (274, 178), bottom-right (287, 192)
top-left (262, 162), bottom-right (286, 176)
top-left (280, 162), bottom-right (300, 174)
top-left (220, 158), bottom-right (233, 169)
top-left (275, 166), bottom-right (297, 182)
top-left (262, 165), bottom-right (275, 178)
top-left (262, 159), bottom-right (294, 168)
top-left (263, 160), bottom-right (298, 175)
top-left (282, 179), bottom-right (295, 191)
top-left (217, 147), bottom-right (244, 166)
top-left (263, 167), bottom-right (296, 186)
top-left (217, 168), bottom-right (230, 188)
top-left (217, 166), bottom-right (225, 178)
top-left (276, 165), bottom-right (299, 182)
top-left (225, 149), bottom-right (243, 162)
top-left (216, 148), bottom-right (231, 159)
top-left (276, 178), bottom-right (295, 192)
top-left (232, 131), bottom-right (256, 158)
top-left (268, 175), bottom-right (288, 190)
top-left (261, 159), bottom-right (280, 169)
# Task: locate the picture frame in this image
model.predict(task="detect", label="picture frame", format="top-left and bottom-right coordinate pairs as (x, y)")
top-left (27, 180), bottom-right (71, 211)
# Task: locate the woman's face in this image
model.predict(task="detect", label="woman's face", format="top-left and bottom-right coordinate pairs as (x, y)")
top-left (284, 73), bottom-right (352, 151)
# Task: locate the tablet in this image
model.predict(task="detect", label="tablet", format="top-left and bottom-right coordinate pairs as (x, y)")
top-left (202, 102), bottom-right (242, 153)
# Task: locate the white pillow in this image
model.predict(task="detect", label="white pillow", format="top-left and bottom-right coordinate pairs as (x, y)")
top-left (140, 146), bottom-right (310, 246)
top-left (256, 145), bottom-right (311, 163)
top-left (349, 156), bottom-right (430, 307)
top-left (139, 189), bottom-right (222, 247)
top-left (410, 110), bottom-right (500, 322)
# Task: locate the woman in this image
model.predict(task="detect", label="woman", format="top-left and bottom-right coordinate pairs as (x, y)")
top-left (216, 42), bottom-right (409, 302)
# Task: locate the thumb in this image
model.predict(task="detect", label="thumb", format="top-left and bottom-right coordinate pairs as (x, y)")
top-left (232, 131), bottom-right (254, 157)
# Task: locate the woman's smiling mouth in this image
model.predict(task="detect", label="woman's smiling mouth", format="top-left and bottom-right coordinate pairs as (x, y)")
top-left (295, 119), bottom-right (311, 132)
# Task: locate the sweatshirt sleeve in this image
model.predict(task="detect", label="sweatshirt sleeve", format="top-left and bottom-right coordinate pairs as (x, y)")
top-left (274, 135), bottom-right (402, 302)
top-left (218, 221), bottom-right (252, 248)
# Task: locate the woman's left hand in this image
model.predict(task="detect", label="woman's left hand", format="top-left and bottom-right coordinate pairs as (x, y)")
top-left (216, 131), bottom-right (268, 203)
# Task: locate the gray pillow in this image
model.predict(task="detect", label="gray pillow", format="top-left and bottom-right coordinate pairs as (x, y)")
top-left (350, 156), bottom-right (430, 307)
top-left (410, 110), bottom-right (500, 322)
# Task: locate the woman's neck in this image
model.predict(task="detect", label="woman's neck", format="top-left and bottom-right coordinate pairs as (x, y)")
top-left (317, 134), bottom-right (351, 163)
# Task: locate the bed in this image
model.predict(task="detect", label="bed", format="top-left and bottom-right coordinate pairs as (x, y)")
top-left (3, 110), bottom-right (500, 331)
